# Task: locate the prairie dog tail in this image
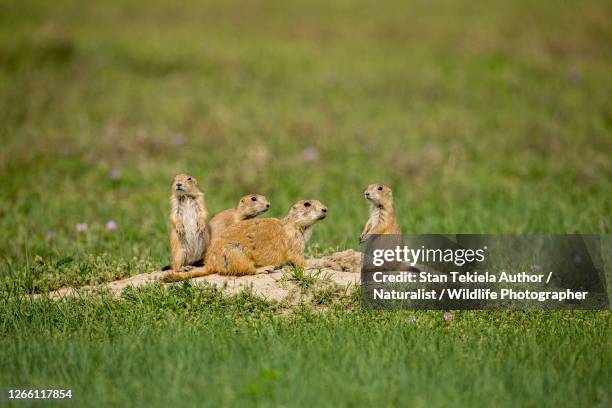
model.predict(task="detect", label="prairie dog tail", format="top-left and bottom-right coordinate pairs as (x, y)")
top-left (162, 267), bottom-right (215, 283)
top-left (162, 258), bottom-right (204, 271)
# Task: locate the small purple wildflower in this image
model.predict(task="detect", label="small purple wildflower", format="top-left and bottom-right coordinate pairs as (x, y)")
top-left (172, 133), bottom-right (186, 145)
top-left (106, 220), bottom-right (118, 231)
top-left (443, 312), bottom-right (453, 321)
top-left (573, 255), bottom-right (582, 264)
top-left (406, 316), bottom-right (417, 323)
top-left (300, 146), bottom-right (320, 162)
top-left (567, 65), bottom-right (582, 83)
top-left (530, 264), bottom-right (541, 272)
top-left (46, 231), bottom-right (56, 241)
top-left (110, 169), bottom-right (121, 180)
top-left (76, 223), bottom-right (88, 232)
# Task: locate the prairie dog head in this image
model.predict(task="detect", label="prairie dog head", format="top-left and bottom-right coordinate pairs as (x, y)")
top-left (172, 174), bottom-right (202, 198)
top-left (364, 183), bottom-right (394, 208)
top-left (285, 199), bottom-right (328, 228)
top-left (237, 194), bottom-right (270, 219)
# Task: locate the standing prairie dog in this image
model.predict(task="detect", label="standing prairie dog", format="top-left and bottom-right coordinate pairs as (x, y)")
top-left (163, 199), bottom-right (327, 282)
top-left (208, 194), bottom-right (270, 241)
top-left (359, 183), bottom-right (401, 243)
top-left (169, 174), bottom-right (210, 271)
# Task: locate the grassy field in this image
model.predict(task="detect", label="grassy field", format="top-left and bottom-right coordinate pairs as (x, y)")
top-left (1, 0), bottom-right (611, 406)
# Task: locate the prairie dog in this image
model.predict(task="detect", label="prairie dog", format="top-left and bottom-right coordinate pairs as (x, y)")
top-left (359, 183), bottom-right (401, 243)
top-left (169, 174), bottom-right (210, 271)
top-left (208, 194), bottom-right (270, 241)
top-left (164, 199), bottom-right (327, 281)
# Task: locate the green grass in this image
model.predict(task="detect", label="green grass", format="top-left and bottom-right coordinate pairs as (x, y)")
top-left (2, 287), bottom-right (610, 407)
top-left (287, 265), bottom-right (320, 291)
top-left (0, 0), bottom-right (611, 406)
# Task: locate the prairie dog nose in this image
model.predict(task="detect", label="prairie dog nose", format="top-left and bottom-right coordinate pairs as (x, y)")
top-left (176, 183), bottom-right (182, 187)
top-left (364, 191), bottom-right (369, 196)
top-left (266, 204), bottom-right (270, 208)
top-left (322, 207), bottom-right (327, 213)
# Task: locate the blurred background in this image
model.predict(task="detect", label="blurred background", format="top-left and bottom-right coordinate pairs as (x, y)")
top-left (1, 0), bottom-right (610, 291)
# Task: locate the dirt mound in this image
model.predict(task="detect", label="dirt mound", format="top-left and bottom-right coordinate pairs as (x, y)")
top-left (38, 250), bottom-right (363, 302)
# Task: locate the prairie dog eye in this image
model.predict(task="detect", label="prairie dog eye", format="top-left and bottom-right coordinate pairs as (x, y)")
top-left (304, 202), bottom-right (311, 207)
top-left (187, 177), bottom-right (192, 181)
top-left (377, 186), bottom-right (383, 191)
top-left (251, 196), bottom-right (257, 201)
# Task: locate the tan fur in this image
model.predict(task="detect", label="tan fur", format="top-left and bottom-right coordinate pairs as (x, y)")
top-left (169, 174), bottom-right (210, 271)
top-left (164, 200), bottom-right (327, 281)
top-left (359, 183), bottom-right (401, 243)
top-left (208, 194), bottom-right (270, 241)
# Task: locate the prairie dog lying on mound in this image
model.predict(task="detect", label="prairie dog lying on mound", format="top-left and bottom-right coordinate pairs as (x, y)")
top-left (208, 194), bottom-right (270, 241)
top-left (169, 174), bottom-right (210, 271)
top-left (163, 199), bottom-right (327, 281)
top-left (359, 183), bottom-right (401, 243)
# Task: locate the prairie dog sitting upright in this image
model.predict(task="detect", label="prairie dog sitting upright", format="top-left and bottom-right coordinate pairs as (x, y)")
top-left (163, 200), bottom-right (327, 281)
top-left (208, 194), bottom-right (270, 241)
top-left (169, 174), bottom-right (210, 271)
top-left (359, 183), bottom-right (401, 243)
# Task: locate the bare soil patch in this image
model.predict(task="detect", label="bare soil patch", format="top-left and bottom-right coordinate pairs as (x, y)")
top-left (37, 250), bottom-right (363, 303)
